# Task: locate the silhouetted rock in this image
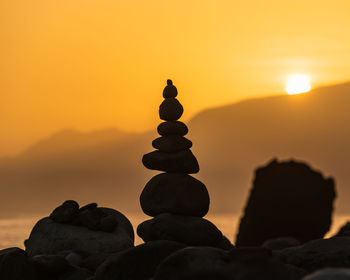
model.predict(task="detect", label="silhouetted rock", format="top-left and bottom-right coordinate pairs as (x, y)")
top-left (50, 200), bottom-right (79, 223)
top-left (277, 237), bottom-right (350, 273)
top-left (217, 236), bottom-right (235, 250)
top-left (65, 252), bottom-right (83, 267)
top-left (137, 213), bottom-right (222, 246)
top-left (236, 159), bottom-right (336, 247)
top-left (154, 247), bottom-right (231, 280)
top-left (163, 79), bottom-right (178, 98)
top-left (227, 247), bottom-right (305, 280)
top-left (142, 150), bottom-right (199, 173)
top-left (81, 253), bottom-right (109, 272)
top-left (140, 173), bottom-right (209, 217)
top-left (58, 266), bottom-right (92, 280)
top-left (79, 203), bottom-right (98, 213)
top-left (95, 240), bottom-right (186, 280)
top-left (26, 207), bottom-right (134, 257)
top-left (30, 254), bottom-right (70, 276)
top-left (99, 215), bottom-right (118, 232)
top-left (79, 209), bottom-right (101, 231)
top-left (262, 237), bottom-right (301, 251)
top-left (0, 247), bottom-right (38, 280)
top-left (303, 268), bottom-right (350, 279)
top-left (152, 135), bottom-right (192, 152)
top-left (157, 121), bottom-right (188, 136)
top-left (159, 98), bottom-right (183, 121)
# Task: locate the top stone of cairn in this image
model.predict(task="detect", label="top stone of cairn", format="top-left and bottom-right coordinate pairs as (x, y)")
top-left (163, 79), bottom-right (178, 98)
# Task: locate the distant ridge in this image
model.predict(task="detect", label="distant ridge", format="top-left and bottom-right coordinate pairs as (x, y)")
top-left (1, 81), bottom-right (350, 216)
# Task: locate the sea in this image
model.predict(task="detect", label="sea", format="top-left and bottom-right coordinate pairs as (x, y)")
top-left (0, 213), bottom-right (348, 250)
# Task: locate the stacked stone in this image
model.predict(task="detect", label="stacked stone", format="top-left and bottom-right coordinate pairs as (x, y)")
top-left (137, 80), bottom-right (223, 247)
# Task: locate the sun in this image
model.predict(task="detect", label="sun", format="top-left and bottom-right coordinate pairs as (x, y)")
top-left (286, 74), bottom-right (311, 95)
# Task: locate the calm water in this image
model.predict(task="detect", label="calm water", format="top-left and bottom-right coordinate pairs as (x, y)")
top-left (0, 213), bottom-right (348, 250)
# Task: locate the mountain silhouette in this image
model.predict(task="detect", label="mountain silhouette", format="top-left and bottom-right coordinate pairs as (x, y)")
top-left (1, 81), bottom-right (350, 216)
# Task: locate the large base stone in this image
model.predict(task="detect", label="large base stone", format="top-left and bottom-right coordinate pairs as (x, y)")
top-left (140, 173), bottom-right (209, 217)
top-left (137, 213), bottom-right (222, 246)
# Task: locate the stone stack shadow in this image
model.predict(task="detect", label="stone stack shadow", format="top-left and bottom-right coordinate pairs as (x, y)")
top-left (137, 79), bottom-right (224, 247)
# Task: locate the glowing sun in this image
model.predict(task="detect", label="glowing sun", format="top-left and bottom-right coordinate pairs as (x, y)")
top-left (286, 74), bottom-right (311, 95)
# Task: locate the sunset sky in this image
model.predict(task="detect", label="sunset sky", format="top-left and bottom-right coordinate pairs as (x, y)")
top-left (1, 0), bottom-right (350, 156)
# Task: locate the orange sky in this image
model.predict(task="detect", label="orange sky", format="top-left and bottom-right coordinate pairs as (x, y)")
top-left (1, 0), bottom-right (350, 156)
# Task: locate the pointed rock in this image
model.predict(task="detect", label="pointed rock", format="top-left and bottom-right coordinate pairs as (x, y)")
top-left (142, 150), bottom-right (199, 173)
top-left (140, 173), bottom-right (209, 217)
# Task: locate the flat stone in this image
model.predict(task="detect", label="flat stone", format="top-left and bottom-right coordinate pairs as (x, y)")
top-left (140, 173), bottom-right (209, 217)
top-left (137, 213), bottom-right (222, 246)
top-left (142, 150), bottom-right (199, 173)
top-left (157, 121), bottom-right (188, 136)
top-left (159, 98), bottom-right (183, 121)
top-left (152, 135), bottom-right (192, 152)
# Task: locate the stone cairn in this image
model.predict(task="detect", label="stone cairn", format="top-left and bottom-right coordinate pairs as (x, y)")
top-left (137, 79), bottom-right (224, 247)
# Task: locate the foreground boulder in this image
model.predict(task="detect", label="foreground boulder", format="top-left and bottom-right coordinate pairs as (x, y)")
top-left (277, 236), bottom-right (350, 273)
top-left (26, 205), bottom-right (134, 257)
top-left (0, 247), bottom-right (37, 280)
top-left (303, 268), bottom-right (350, 279)
top-left (154, 246), bottom-right (303, 280)
top-left (95, 240), bottom-right (186, 280)
top-left (236, 159), bottom-right (336, 246)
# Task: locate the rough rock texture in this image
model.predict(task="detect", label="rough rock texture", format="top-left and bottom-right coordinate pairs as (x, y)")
top-left (154, 247), bottom-right (231, 280)
top-left (142, 150), bottom-right (199, 173)
top-left (0, 247), bottom-right (38, 280)
top-left (157, 121), bottom-right (188, 136)
top-left (159, 98), bottom-right (183, 121)
top-left (236, 159), bottom-right (336, 246)
top-left (227, 247), bottom-right (305, 280)
top-left (303, 268), bottom-right (350, 280)
top-left (276, 237), bottom-right (350, 273)
top-left (95, 240), bottom-right (186, 280)
top-left (152, 135), bottom-right (192, 152)
top-left (137, 213), bottom-right (222, 246)
top-left (154, 246), bottom-right (303, 280)
top-left (25, 208), bottom-right (134, 257)
top-left (30, 254), bottom-right (70, 276)
top-left (262, 237), bottom-right (301, 251)
top-left (140, 173), bottom-right (209, 217)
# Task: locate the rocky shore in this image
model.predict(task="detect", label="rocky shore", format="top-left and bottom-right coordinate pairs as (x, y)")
top-left (1, 80), bottom-right (348, 280)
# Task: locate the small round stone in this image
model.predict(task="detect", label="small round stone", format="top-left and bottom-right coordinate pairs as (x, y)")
top-left (159, 98), bottom-right (183, 121)
top-left (140, 173), bottom-right (209, 217)
top-left (157, 121), bottom-right (188, 136)
top-left (163, 81), bottom-right (178, 98)
top-left (49, 200), bottom-right (79, 223)
top-left (152, 136), bottom-right (192, 153)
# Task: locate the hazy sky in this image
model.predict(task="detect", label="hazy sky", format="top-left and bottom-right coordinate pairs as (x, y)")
top-left (1, 0), bottom-right (350, 156)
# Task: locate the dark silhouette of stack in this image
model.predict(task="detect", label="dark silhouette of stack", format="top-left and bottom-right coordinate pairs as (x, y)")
top-left (236, 159), bottom-right (336, 247)
top-left (137, 80), bottom-right (223, 247)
